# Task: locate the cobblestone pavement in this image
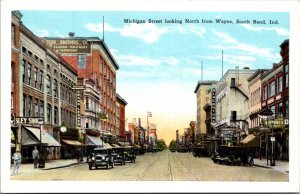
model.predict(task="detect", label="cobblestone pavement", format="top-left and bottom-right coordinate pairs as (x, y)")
top-left (10, 151), bottom-right (288, 181)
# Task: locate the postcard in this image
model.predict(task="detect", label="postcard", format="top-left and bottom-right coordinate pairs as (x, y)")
top-left (1, 0), bottom-right (299, 193)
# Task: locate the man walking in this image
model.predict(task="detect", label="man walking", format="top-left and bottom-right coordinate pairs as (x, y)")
top-left (32, 146), bottom-right (39, 168)
top-left (12, 147), bottom-right (22, 175)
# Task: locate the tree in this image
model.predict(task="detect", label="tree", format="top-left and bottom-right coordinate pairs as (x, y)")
top-left (169, 140), bottom-right (177, 151)
top-left (156, 139), bottom-right (167, 151)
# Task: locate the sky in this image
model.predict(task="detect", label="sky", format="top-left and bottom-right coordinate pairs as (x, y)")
top-left (19, 10), bottom-right (289, 145)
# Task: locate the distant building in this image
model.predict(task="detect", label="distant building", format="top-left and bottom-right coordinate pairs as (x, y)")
top-left (194, 81), bottom-right (217, 139)
top-left (116, 94), bottom-right (127, 142)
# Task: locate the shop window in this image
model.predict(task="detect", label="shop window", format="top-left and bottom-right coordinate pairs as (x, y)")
top-left (270, 105), bottom-right (275, 116)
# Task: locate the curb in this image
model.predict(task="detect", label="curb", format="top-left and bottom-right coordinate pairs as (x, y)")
top-left (42, 161), bottom-right (87, 170)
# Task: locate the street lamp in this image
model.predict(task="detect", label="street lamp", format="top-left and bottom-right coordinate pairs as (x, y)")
top-left (60, 123), bottom-right (67, 133)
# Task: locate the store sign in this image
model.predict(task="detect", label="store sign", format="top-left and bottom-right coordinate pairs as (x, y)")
top-left (211, 87), bottom-right (216, 123)
top-left (263, 118), bottom-right (284, 128)
top-left (15, 117), bottom-right (44, 125)
top-left (77, 91), bottom-right (81, 128)
top-left (45, 39), bottom-right (91, 54)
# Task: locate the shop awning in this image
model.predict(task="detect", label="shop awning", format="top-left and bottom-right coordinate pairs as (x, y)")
top-left (62, 139), bottom-right (83, 146)
top-left (86, 135), bottom-right (103, 146)
top-left (240, 134), bottom-right (255, 144)
top-left (21, 126), bottom-right (40, 145)
top-left (25, 127), bottom-right (61, 146)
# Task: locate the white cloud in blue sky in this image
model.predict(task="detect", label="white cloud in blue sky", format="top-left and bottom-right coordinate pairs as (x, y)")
top-left (19, 11), bottom-right (289, 139)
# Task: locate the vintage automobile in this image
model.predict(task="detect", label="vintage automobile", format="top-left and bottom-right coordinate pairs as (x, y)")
top-left (88, 147), bottom-right (115, 170)
top-left (112, 147), bottom-right (126, 165)
top-left (123, 146), bottom-right (136, 163)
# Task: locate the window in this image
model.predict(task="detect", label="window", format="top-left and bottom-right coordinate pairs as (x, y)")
top-left (27, 63), bottom-right (32, 85)
top-left (11, 62), bottom-right (14, 83)
top-left (269, 81), bottom-right (275, 97)
top-left (28, 96), bottom-right (32, 116)
top-left (23, 95), bottom-right (26, 116)
top-left (39, 70), bottom-right (43, 91)
top-left (11, 93), bottom-right (14, 110)
top-left (285, 100), bottom-right (289, 119)
top-left (53, 79), bottom-right (57, 98)
top-left (11, 24), bottom-right (15, 45)
top-left (277, 102), bottom-right (283, 117)
top-left (34, 67), bottom-right (38, 88)
top-left (40, 101), bottom-right (44, 117)
top-left (54, 106), bottom-right (58, 124)
top-left (78, 54), bottom-right (86, 68)
top-left (46, 75), bottom-right (51, 95)
top-left (22, 60), bottom-right (25, 83)
top-left (34, 98), bottom-right (38, 116)
top-left (277, 76), bottom-right (283, 93)
top-left (263, 85), bottom-right (268, 100)
top-left (270, 105), bottom-right (275, 116)
top-left (47, 104), bottom-right (51, 123)
top-left (86, 97), bottom-right (89, 109)
top-left (285, 64), bottom-right (289, 88)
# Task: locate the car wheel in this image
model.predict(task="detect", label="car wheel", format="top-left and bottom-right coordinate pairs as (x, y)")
top-left (133, 159), bottom-right (135, 162)
top-left (89, 165), bottom-right (92, 170)
top-left (111, 162), bottom-right (114, 168)
top-left (106, 164), bottom-right (109, 169)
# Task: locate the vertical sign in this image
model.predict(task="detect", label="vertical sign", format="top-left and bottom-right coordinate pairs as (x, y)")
top-left (211, 87), bottom-right (216, 123)
top-left (77, 90), bottom-right (81, 128)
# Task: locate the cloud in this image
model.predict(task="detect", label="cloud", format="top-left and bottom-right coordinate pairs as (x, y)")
top-left (241, 24), bottom-right (290, 36)
top-left (85, 22), bottom-right (169, 44)
top-left (210, 29), bottom-right (280, 61)
top-left (34, 29), bottom-right (49, 37)
top-left (175, 26), bottom-right (206, 38)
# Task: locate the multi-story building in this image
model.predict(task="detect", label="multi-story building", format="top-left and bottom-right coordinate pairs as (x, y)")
top-left (44, 34), bottom-right (119, 144)
top-left (116, 94), bottom-right (127, 142)
top-left (248, 69), bottom-right (269, 131)
top-left (214, 67), bottom-right (256, 145)
top-left (260, 39), bottom-right (289, 160)
top-left (11, 11), bottom-right (22, 149)
top-left (194, 81), bottom-right (217, 140)
top-left (11, 13), bottom-right (78, 161)
top-left (148, 123), bottom-right (157, 145)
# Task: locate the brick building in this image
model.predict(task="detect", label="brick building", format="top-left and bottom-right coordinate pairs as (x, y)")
top-left (44, 35), bottom-right (119, 143)
top-left (260, 39), bottom-right (289, 160)
top-left (116, 94), bottom-right (127, 142)
top-left (11, 11), bottom-right (78, 161)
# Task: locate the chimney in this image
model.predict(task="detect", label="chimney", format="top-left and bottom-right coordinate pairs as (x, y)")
top-left (68, 32), bottom-right (75, 37)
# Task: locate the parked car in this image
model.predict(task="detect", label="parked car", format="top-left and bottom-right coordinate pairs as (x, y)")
top-left (88, 147), bottom-right (114, 170)
top-left (112, 147), bottom-right (126, 165)
top-left (123, 146), bottom-right (136, 163)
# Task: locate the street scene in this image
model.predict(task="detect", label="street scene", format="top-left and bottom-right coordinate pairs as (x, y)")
top-left (11, 150), bottom-right (288, 181)
top-left (3, 1), bottom-right (299, 192)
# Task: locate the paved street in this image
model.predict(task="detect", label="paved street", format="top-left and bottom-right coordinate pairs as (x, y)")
top-left (11, 151), bottom-right (288, 181)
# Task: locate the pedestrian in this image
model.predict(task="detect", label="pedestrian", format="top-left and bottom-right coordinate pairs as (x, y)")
top-left (12, 147), bottom-right (22, 175)
top-left (32, 146), bottom-right (39, 168)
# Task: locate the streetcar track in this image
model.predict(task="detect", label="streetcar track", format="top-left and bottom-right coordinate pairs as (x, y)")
top-left (174, 153), bottom-right (199, 181)
top-left (110, 153), bottom-right (157, 181)
top-left (136, 153), bottom-right (161, 181)
top-left (168, 151), bottom-right (174, 181)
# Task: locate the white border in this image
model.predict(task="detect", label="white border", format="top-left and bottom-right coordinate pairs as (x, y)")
top-left (1, 0), bottom-right (299, 193)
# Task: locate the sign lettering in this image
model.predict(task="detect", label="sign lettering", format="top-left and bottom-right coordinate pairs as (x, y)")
top-left (211, 87), bottom-right (216, 123)
top-left (15, 117), bottom-right (44, 125)
top-left (45, 39), bottom-right (91, 54)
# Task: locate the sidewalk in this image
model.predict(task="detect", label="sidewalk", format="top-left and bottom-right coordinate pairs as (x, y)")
top-left (11, 159), bottom-right (85, 176)
top-left (253, 158), bottom-right (289, 174)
